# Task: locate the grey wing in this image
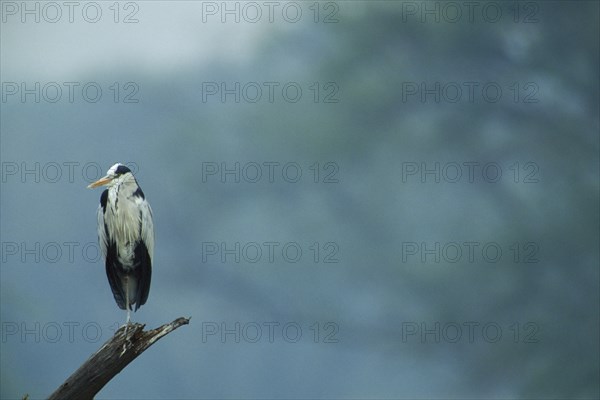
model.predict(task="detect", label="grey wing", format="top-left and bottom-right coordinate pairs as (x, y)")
top-left (133, 198), bottom-right (154, 309)
top-left (97, 204), bottom-right (108, 261)
top-left (139, 198), bottom-right (155, 263)
top-left (98, 190), bottom-right (127, 309)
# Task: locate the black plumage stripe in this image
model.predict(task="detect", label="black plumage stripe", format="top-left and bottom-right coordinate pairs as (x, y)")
top-left (132, 186), bottom-right (145, 199)
top-left (105, 242), bottom-right (126, 310)
top-left (114, 165), bottom-right (131, 175)
top-left (133, 241), bottom-right (152, 310)
top-left (100, 189), bottom-right (108, 213)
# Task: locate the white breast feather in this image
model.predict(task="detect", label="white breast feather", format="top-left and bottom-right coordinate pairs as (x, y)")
top-left (100, 179), bottom-right (154, 270)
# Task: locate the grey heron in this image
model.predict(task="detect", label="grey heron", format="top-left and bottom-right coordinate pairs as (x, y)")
top-left (88, 163), bottom-right (154, 324)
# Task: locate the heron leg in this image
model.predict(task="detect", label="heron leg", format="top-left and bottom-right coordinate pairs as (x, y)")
top-left (125, 275), bottom-right (131, 325)
top-left (121, 277), bottom-right (131, 356)
top-left (123, 276), bottom-right (131, 343)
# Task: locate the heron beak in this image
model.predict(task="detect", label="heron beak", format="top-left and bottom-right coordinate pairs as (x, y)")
top-left (87, 176), bottom-right (113, 189)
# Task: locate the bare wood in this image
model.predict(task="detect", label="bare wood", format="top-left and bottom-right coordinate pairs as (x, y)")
top-left (48, 317), bottom-right (190, 400)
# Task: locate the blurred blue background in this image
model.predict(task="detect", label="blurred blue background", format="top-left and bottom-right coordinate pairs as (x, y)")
top-left (1, 1), bottom-right (598, 399)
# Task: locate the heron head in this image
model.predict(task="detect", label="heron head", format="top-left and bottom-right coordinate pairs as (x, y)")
top-left (87, 163), bottom-right (132, 189)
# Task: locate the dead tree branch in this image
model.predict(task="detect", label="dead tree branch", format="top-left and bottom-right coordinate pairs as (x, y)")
top-left (47, 317), bottom-right (190, 400)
